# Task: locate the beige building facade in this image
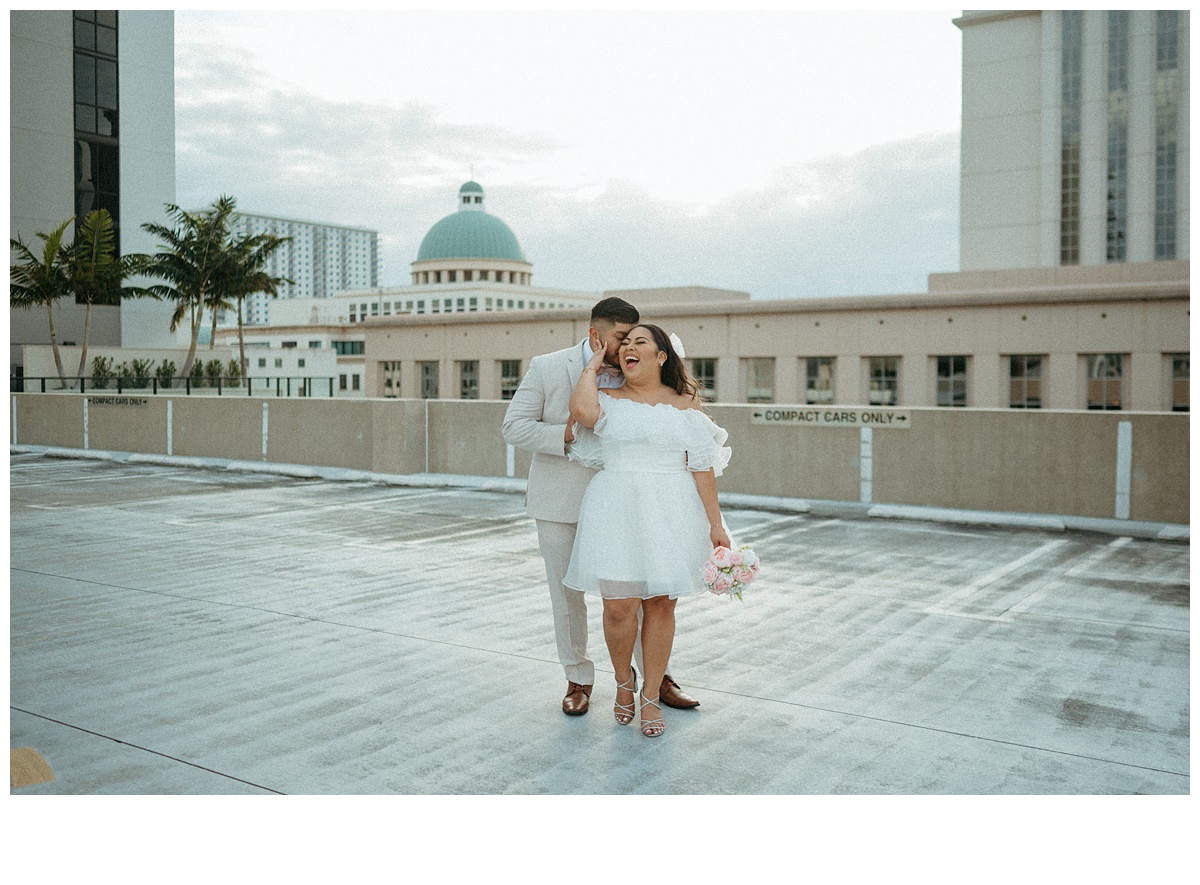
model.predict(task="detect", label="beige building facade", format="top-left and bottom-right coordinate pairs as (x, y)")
top-left (956, 10), bottom-right (1189, 270)
top-left (356, 262), bottom-right (1188, 412)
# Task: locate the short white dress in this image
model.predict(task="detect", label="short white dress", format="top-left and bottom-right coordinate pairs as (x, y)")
top-left (562, 393), bottom-right (732, 600)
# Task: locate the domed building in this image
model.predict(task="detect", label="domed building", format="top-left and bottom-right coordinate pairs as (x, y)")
top-left (411, 182), bottom-right (534, 286)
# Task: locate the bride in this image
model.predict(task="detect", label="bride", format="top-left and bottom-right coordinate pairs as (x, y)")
top-left (563, 323), bottom-right (732, 737)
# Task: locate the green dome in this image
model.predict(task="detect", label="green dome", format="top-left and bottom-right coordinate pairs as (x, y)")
top-left (417, 210), bottom-right (528, 262)
top-left (459, 181), bottom-right (484, 194)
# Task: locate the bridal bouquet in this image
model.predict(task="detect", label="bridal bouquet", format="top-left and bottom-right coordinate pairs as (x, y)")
top-left (703, 545), bottom-right (760, 601)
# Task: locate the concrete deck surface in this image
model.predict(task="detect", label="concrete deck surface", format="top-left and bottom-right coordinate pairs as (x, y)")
top-left (9, 451), bottom-right (1190, 795)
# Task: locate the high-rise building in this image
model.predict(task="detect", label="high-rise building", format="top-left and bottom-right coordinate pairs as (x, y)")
top-left (9, 9), bottom-right (177, 371)
top-left (956, 9), bottom-right (1189, 270)
top-left (229, 213), bottom-right (379, 325)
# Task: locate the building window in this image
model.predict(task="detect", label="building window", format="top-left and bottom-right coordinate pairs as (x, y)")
top-left (1155, 11), bottom-right (1180, 260)
top-left (352, 375), bottom-right (360, 391)
top-left (339, 374), bottom-right (348, 391)
top-left (419, 361), bottom-right (439, 399)
top-left (308, 341), bottom-right (321, 348)
top-left (332, 341), bottom-right (364, 355)
top-left (935, 356), bottom-right (968, 407)
top-left (381, 361), bottom-right (400, 398)
top-left (257, 358), bottom-right (267, 368)
top-left (689, 358), bottom-right (717, 403)
top-left (742, 358), bottom-right (775, 403)
top-left (274, 358), bottom-right (283, 369)
top-left (804, 357), bottom-right (835, 405)
top-left (297, 358), bottom-right (305, 368)
top-left (458, 360), bottom-right (479, 400)
top-left (456, 298), bottom-right (465, 311)
top-left (447, 270), bottom-right (456, 283)
top-left (1106, 11), bottom-right (1130, 263)
top-left (463, 270), bottom-right (473, 282)
top-left (1061, 10), bottom-right (1083, 265)
top-left (868, 357), bottom-right (899, 405)
top-left (1009, 355), bottom-right (1044, 408)
top-left (469, 297), bottom-right (478, 312)
top-left (74, 11), bottom-right (120, 247)
top-left (1086, 354), bottom-right (1125, 410)
top-left (1170, 353), bottom-right (1188, 412)
top-left (500, 360), bottom-right (522, 400)
top-left (282, 341), bottom-right (297, 349)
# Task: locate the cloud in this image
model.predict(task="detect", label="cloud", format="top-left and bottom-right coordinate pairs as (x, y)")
top-left (509, 132), bottom-right (960, 298)
top-left (176, 45), bottom-right (959, 299)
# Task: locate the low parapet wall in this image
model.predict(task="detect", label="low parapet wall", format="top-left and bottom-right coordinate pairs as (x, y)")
top-left (9, 394), bottom-right (1189, 524)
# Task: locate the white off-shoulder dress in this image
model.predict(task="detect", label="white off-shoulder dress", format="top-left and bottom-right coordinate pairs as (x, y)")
top-left (562, 392), bottom-right (732, 600)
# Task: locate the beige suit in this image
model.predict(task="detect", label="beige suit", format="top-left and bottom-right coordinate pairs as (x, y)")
top-left (502, 341), bottom-right (635, 686)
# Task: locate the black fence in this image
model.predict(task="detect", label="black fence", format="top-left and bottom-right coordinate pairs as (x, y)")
top-left (11, 375), bottom-right (337, 397)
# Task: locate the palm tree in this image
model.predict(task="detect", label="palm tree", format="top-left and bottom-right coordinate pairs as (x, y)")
top-left (66, 209), bottom-right (157, 383)
top-left (223, 229), bottom-right (291, 378)
top-left (140, 196), bottom-right (238, 379)
top-left (10, 218), bottom-right (73, 388)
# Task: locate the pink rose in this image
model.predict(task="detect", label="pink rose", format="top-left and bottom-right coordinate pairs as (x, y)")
top-left (729, 550), bottom-right (744, 566)
top-left (733, 566), bottom-right (755, 585)
top-left (713, 573), bottom-right (734, 594)
top-left (702, 560), bottom-right (719, 585)
top-left (710, 546), bottom-right (734, 568)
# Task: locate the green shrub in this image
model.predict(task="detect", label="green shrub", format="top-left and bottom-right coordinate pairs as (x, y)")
top-left (130, 358), bottom-right (153, 389)
top-left (90, 355), bottom-right (114, 390)
top-left (190, 360), bottom-right (205, 388)
top-left (204, 359), bottom-right (223, 386)
top-left (226, 358), bottom-right (242, 388)
top-left (156, 359), bottom-right (176, 389)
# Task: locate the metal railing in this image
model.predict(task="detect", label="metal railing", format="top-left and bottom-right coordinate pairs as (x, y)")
top-left (11, 376), bottom-right (337, 397)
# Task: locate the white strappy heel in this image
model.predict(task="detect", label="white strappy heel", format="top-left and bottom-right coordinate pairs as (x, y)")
top-left (614, 667), bottom-right (638, 725)
top-left (639, 691), bottom-right (664, 738)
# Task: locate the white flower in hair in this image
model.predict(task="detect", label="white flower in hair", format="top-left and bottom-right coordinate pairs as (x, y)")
top-left (668, 332), bottom-right (686, 359)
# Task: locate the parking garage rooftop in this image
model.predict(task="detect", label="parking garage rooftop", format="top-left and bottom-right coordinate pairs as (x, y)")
top-left (9, 448), bottom-right (1189, 797)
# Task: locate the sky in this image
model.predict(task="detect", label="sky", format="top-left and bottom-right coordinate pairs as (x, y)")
top-left (174, 9), bottom-right (964, 300)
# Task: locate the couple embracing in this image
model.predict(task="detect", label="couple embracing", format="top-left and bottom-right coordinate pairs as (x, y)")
top-left (502, 297), bottom-right (732, 738)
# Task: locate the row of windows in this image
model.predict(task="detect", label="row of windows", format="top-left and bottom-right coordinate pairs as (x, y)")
top-left (348, 297), bottom-right (571, 321)
top-left (256, 357), bottom-right (309, 369)
top-left (1062, 10), bottom-right (1179, 264)
top-left (380, 360), bottom-right (524, 400)
top-left (413, 269), bottom-right (529, 285)
top-left (1106, 11), bottom-right (1129, 263)
top-left (369, 354), bottom-right (1188, 409)
top-left (689, 353), bottom-right (1189, 412)
top-left (1060, 10), bottom-right (1083, 265)
top-left (1155, 10), bottom-right (1180, 260)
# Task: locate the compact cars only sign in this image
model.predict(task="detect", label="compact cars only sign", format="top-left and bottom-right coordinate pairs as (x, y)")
top-left (750, 407), bottom-right (912, 428)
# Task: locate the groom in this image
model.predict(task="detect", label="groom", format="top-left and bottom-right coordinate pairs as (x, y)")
top-left (502, 296), bottom-right (701, 715)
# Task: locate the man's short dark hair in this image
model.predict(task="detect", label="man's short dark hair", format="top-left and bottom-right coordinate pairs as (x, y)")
top-left (590, 296), bottom-right (639, 326)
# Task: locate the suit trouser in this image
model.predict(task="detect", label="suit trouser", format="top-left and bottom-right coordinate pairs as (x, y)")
top-left (536, 518), bottom-right (644, 687)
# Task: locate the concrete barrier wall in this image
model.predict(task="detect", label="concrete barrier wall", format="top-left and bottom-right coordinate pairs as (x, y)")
top-left (9, 394), bottom-right (1190, 524)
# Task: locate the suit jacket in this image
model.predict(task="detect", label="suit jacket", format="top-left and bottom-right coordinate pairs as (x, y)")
top-left (501, 342), bottom-right (597, 523)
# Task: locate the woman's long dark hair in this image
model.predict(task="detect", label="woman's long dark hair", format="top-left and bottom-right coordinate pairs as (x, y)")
top-left (630, 323), bottom-right (700, 400)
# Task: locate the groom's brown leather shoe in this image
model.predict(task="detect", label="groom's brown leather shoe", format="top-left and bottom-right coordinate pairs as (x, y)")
top-left (660, 674), bottom-right (700, 709)
top-left (563, 682), bottom-right (592, 715)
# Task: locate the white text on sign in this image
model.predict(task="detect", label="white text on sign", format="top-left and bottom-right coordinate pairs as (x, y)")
top-left (750, 408), bottom-right (912, 429)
